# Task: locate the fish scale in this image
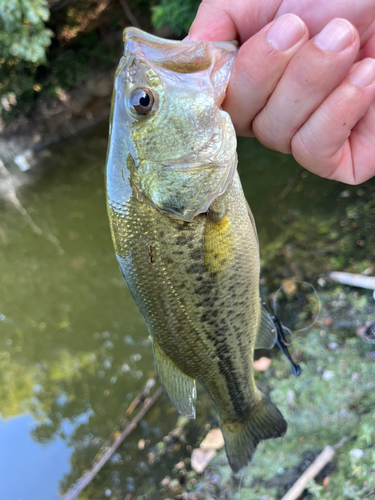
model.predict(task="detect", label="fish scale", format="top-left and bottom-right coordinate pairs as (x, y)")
top-left (111, 170), bottom-right (258, 416)
top-left (106, 27), bottom-right (287, 472)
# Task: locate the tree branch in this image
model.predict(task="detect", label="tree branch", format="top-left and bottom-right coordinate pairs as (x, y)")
top-left (118, 0), bottom-right (142, 29)
top-left (281, 437), bottom-right (348, 500)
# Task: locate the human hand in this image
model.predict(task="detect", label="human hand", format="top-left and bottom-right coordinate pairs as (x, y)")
top-left (188, 0), bottom-right (375, 184)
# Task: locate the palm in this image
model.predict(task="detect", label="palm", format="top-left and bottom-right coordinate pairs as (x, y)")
top-left (190, 0), bottom-right (375, 184)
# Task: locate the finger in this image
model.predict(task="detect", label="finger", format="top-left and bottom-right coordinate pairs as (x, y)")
top-left (189, 0), bottom-right (281, 43)
top-left (222, 14), bottom-right (308, 136)
top-left (277, 0), bottom-right (375, 41)
top-left (252, 19), bottom-right (360, 154)
top-left (189, 0), bottom-right (374, 45)
top-left (359, 32), bottom-right (375, 60)
top-left (291, 58), bottom-right (375, 184)
top-left (350, 99), bottom-right (375, 184)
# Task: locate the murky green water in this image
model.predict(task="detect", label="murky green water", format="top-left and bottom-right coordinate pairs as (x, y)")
top-left (0, 125), bottom-right (373, 500)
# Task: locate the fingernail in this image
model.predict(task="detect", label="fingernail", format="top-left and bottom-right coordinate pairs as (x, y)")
top-left (314, 18), bottom-right (355, 53)
top-left (267, 14), bottom-right (306, 51)
top-left (349, 58), bottom-right (375, 88)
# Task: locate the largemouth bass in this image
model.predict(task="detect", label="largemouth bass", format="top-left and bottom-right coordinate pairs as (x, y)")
top-left (106, 27), bottom-right (287, 472)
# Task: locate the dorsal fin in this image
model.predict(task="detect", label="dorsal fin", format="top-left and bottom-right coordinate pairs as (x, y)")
top-left (255, 303), bottom-right (277, 350)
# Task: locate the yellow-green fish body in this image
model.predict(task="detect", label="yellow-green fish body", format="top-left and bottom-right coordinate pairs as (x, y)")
top-left (106, 28), bottom-right (286, 472)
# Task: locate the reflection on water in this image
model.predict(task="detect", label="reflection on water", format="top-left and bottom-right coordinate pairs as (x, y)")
top-left (0, 415), bottom-right (71, 500)
top-left (0, 125), bottom-right (374, 499)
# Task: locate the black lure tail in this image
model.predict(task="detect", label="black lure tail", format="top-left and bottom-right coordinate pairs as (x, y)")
top-left (271, 314), bottom-right (301, 377)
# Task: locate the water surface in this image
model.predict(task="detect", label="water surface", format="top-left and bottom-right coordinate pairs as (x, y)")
top-left (0, 125), bottom-right (373, 499)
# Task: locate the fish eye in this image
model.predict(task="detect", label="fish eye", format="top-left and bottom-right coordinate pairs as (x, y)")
top-left (129, 88), bottom-right (155, 115)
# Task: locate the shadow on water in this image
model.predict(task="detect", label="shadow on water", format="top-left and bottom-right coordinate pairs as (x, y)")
top-left (0, 126), bottom-right (374, 499)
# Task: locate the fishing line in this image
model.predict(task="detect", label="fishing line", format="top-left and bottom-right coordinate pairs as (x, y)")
top-left (259, 296), bottom-right (301, 376)
top-left (237, 469), bottom-right (244, 491)
top-left (272, 314), bottom-right (301, 377)
top-left (266, 280), bottom-right (321, 377)
top-left (272, 280), bottom-right (321, 333)
top-left (279, 325), bottom-right (293, 347)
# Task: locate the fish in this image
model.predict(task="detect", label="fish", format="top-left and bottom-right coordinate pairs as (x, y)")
top-left (106, 27), bottom-right (287, 472)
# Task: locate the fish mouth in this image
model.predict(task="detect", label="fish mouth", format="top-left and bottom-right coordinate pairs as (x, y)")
top-left (122, 28), bottom-right (237, 104)
top-left (123, 27), bottom-right (238, 51)
top-left (160, 164), bottom-right (212, 172)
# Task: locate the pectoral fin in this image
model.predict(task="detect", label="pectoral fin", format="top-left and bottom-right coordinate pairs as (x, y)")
top-left (254, 303), bottom-right (277, 349)
top-left (152, 339), bottom-right (197, 419)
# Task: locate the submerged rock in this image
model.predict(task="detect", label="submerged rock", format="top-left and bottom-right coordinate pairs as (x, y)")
top-left (200, 429), bottom-right (225, 451)
top-left (191, 428), bottom-right (225, 473)
top-left (191, 448), bottom-right (216, 474)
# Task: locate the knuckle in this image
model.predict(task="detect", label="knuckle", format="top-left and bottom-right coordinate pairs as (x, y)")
top-left (252, 110), bottom-right (291, 153)
top-left (234, 55), bottom-right (261, 88)
top-left (291, 129), bottom-right (317, 166)
top-left (252, 108), bottom-right (274, 144)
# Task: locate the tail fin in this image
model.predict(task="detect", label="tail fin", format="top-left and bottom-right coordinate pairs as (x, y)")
top-left (221, 395), bottom-right (287, 472)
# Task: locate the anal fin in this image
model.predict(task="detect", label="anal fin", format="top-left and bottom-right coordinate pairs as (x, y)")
top-left (152, 339), bottom-right (197, 419)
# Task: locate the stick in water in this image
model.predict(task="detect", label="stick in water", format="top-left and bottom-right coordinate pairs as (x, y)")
top-left (64, 381), bottom-right (163, 500)
top-left (281, 437), bottom-right (347, 500)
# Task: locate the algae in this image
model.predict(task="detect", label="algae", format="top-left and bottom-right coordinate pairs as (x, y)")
top-left (156, 283), bottom-right (375, 500)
